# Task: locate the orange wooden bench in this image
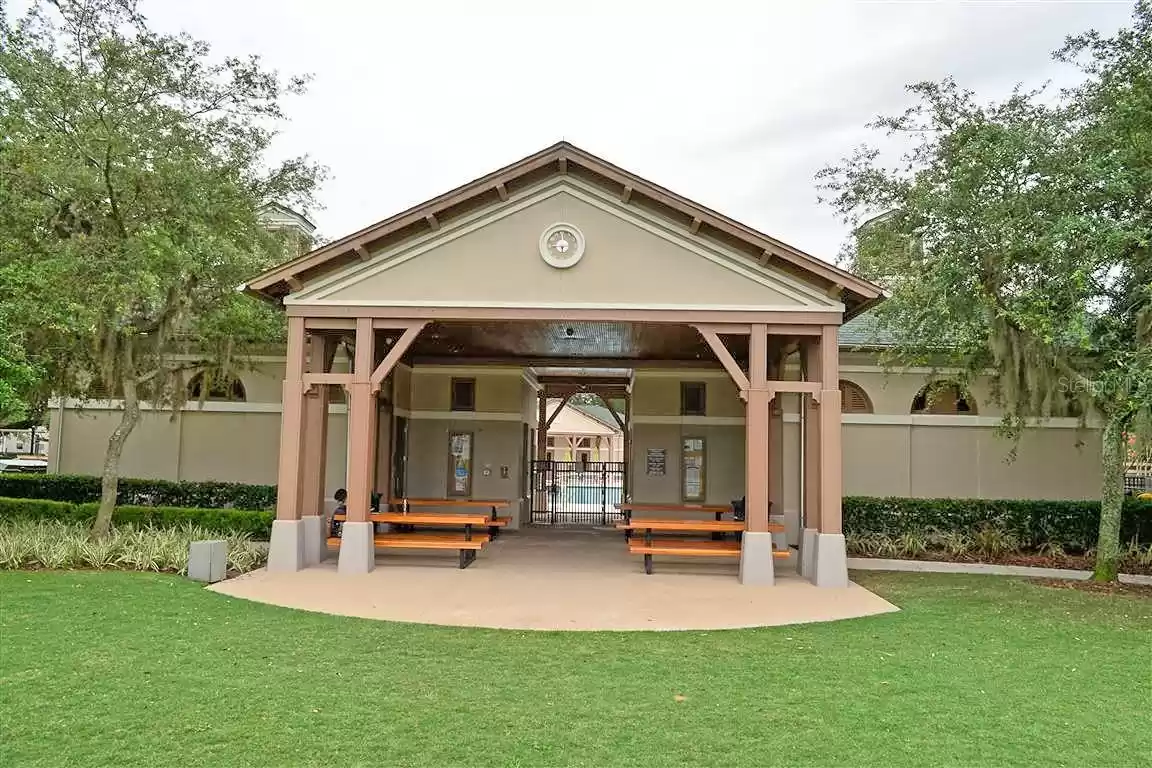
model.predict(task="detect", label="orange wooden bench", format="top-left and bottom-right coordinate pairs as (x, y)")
top-left (326, 532), bottom-right (490, 568)
top-left (626, 538), bottom-right (790, 575)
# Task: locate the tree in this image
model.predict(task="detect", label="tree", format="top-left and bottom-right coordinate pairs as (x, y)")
top-left (0, 0), bottom-right (323, 536)
top-left (818, 2), bottom-right (1151, 581)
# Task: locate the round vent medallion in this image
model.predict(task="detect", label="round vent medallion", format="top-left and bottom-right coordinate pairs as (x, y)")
top-left (539, 223), bottom-right (586, 269)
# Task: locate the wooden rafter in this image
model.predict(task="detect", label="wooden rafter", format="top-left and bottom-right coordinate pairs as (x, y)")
top-left (620, 185), bottom-right (633, 203)
top-left (354, 245), bottom-right (371, 262)
top-left (285, 275), bottom-right (303, 292)
top-left (495, 182), bottom-right (508, 201)
top-left (424, 213), bottom-right (439, 231)
top-left (689, 217), bottom-right (702, 234)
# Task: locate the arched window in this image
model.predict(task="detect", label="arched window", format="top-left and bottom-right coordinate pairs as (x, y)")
top-left (839, 380), bottom-right (874, 414)
top-left (911, 381), bottom-right (976, 415)
top-left (187, 373), bottom-right (246, 402)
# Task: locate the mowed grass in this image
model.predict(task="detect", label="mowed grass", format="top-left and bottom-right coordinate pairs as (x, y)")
top-left (0, 571), bottom-right (1149, 768)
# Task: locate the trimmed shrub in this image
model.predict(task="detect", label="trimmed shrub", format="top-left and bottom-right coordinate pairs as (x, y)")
top-left (843, 496), bottom-right (1152, 550)
top-left (0, 473), bottom-right (276, 510)
top-left (0, 497), bottom-right (273, 539)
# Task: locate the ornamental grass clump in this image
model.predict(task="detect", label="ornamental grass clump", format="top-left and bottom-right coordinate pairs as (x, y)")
top-left (0, 520), bottom-right (266, 575)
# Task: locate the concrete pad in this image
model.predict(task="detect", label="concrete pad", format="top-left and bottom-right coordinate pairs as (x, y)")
top-left (211, 529), bottom-right (898, 631)
top-left (738, 531), bottom-right (775, 586)
top-left (267, 519), bottom-right (304, 572)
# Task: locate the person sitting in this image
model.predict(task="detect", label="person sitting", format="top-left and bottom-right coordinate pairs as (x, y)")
top-left (330, 488), bottom-right (348, 538)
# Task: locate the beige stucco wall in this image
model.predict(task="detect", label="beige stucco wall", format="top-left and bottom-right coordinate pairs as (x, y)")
top-left (51, 406), bottom-right (349, 502)
top-left (304, 188), bottom-right (832, 310)
top-left (409, 369), bottom-right (525, 413)
top-left (47, 355), bottom-right (1101, 527)
top-left (405, 418), bottom-right (527, 528)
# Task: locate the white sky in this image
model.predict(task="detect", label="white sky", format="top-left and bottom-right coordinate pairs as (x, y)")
top-left (139, 1), bottom-right (1133, 261)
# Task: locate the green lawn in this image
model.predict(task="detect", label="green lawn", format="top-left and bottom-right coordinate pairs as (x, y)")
top-left (0, 571), bottom-right (1148, 768)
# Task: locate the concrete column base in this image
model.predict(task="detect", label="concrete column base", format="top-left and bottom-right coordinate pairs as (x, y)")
top-left (814, 532), bottom-right (849, 588)
top-left (301, 515), bottom-right (325, 566)
top-left (337, 522), bottom-right (376, 575)
top-left (267, 519), bottom-right (305, 572)
top-left (799, 528), bottom-right (818, 580)
top-left (738, 531), bottom-right (776, 586)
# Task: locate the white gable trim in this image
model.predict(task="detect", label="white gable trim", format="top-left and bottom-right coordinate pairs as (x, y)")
top-left (288, 177), bottom-right (842, 311)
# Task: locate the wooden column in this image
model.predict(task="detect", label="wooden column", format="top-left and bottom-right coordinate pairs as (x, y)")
top-left (298, 334), bottom-right (332, 517)
top-left (344, 318), bottom-right (377, 524)
top-left (745, 324), bottom-right (772, 533)
top-left (768, 358), bottom-right (785, 523)
top-left (274, 316), bottom-right (308, 521)
top-left (818, 325), bottom-right (842, 534)
top-left (622, 392), bottom-right (633, 500)
top-left (803, 340), bottom-right (822, 532)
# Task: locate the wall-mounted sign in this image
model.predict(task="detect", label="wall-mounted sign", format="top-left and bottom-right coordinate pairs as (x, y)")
top-left (646, 448), bottom-right (666, 477)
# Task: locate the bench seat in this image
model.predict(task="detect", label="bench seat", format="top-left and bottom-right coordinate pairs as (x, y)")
top-left (326, 532), bottom-right (488, 568)
top-left (628, 539), bottom-right (789, 574)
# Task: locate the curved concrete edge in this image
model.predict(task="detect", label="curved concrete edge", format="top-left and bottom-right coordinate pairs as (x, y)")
top-left (848, 557), bottom-right (1152, 586)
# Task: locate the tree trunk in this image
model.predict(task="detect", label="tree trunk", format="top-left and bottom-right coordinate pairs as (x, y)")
top-left (1093, 417), bottom-right (1127, 583)
top-left (91, 342), bottom-right (141, 540)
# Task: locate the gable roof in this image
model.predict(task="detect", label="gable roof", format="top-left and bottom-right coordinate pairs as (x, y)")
top-left (243, 142), bottom-right (883, 318)
top-left (568, 402), bottom-right (624, 431)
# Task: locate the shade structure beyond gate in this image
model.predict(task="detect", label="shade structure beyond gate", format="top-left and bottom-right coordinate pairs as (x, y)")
top-left (532, 460), bottom-right (626, 526)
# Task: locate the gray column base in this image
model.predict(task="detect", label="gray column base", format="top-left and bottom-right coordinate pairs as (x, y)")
top-left (799, 527), bottom-right (818, 580)
top-left (301, 515), bottom-right (325, 566)
top-left (267, 519), bottom-right (305, 572)
top-left (738, 531), bottom-right (776, 586)
top-left (814, 532), bottom-right (849, 588)
top-left (337, 522), bottom-right (376, 575)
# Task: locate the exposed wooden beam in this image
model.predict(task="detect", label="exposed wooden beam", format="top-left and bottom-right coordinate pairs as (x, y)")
top-left (758, 250), bottom-right (774, 266)
top-left (354, 245), bottom-right (371, 262)
top-left (689, 217), bottom-right (703, 235)
top-left (544, 393), bottom-right (575, 430)
top-left (424, 213), bottom-right (440, 231)
top-left (495, 182), bottom-right (508, 202)
top-left (305, 318), bottom-right (356, 330)
top-left (408, 356), bottom-right (725, 369)
top-left (594, 392), bottom-right (627, 430)
top-left (827, 283), bottom-right (844, 299)
top-left (692, 325), bottom-right (750, 399)
top-left (558, 156), bottom-right (568, 174)
top-left (303, 372), bottom-right (353, 390)
top-left (285, 275), bottom-right (304, 292)
top-left (371, 319), bottom-right (431, 330)
top-left (369, 323), bottom-right (428, 390)
top-left (620, 185), bottom-right (633, 204)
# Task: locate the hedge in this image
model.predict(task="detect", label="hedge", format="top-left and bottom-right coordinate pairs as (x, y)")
top-left (0, 473), bottom-right (275, 511)
top-left (842, 496), bottom-right (1152, 550)
top-left (0, 497), bottom-right (274, 539)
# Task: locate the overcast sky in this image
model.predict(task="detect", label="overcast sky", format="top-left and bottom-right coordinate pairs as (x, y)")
top-left (139, 0), bottom-right (1134, 262)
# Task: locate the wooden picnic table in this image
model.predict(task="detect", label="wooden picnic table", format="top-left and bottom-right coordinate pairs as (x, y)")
top-left (616, 502), bottom-right (731, 523)
top-left (335, 510), bottom-right (503, 539)
top-left (388, 498), bottom-right (512, 537)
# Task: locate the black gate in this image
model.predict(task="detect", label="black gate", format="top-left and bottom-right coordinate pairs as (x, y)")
top-left (531, 460), bottom-right (626, 526)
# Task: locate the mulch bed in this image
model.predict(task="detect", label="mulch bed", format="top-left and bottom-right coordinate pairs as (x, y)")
top-left (853, 551), bottom-right (1152, 576)
top-left (1034, 579), bottom-right (1152, 597)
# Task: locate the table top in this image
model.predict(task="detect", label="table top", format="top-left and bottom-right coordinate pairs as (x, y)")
top-left (390, 498), bottom-right (511, 509)
top-left (334, 512), bottom-right (494, 525)
top-left (616, 502), bottom-right (731, 514)
top-left (617, 518), bottom-right (748, 532)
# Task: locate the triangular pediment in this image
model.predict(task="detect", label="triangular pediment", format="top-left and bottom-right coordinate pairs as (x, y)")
top-left (290, 179), bottom-right (840, 312)
top-left (247, 141), bottom-right (883, 318)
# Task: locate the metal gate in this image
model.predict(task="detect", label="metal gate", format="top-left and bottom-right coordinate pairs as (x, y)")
top-left (531, 460), bottom-right (626, 526)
